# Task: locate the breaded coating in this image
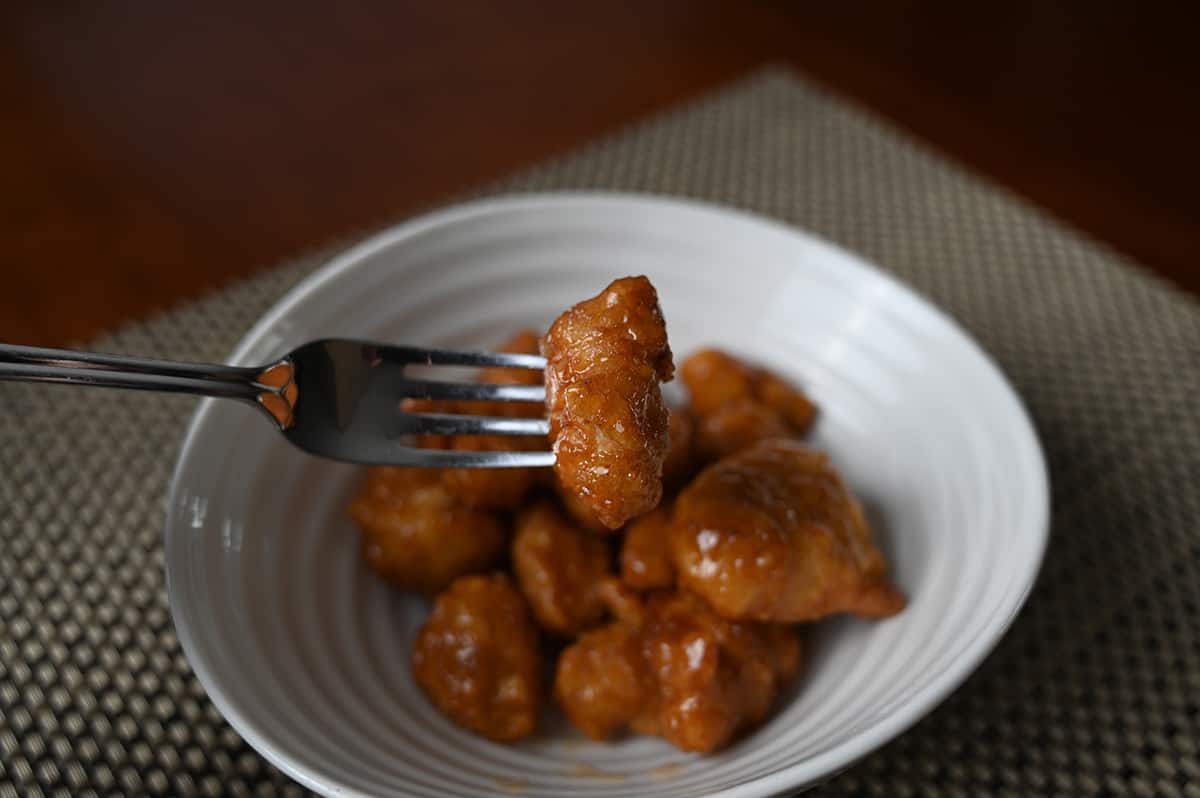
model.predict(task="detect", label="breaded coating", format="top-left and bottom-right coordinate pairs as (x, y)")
top-left (620, 506), bottom-right (676, 591)
top-left (593, 575), bottom-right (647, 627)
top-left (412, 574), bottom-right (541, 742)
top-left (543, 276), bottom-right (674, 530)
top-left (511, 501), bottom-right (612, 636)
top-left (641, 592), bottom-right (802, 752)
top-left (556, 488), bottom-right (616, 534)
top-left (671, 439), bottom-right (905, 622)
top-left (680, 349), bottom-right (817, 461)
top-left (553, 621), bottom-right (649, 741)
top-left (693, 398), bottom-right (791, 461)
top-left (403, 330), bottom-right (545, 510)
top-left (348, 467), bottom-right (506, 595)
top-left (554, 590), bottom-right (802, 753)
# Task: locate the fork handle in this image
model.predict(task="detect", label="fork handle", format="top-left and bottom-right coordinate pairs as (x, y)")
top-left (0, 344), bottom-right (266, 402)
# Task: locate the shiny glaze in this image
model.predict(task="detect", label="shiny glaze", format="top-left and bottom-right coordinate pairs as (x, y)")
top-left (512, 501), bottom-right (613, 636)
top-left (672, 439), bottom-right (905, 622)
top-left (681, 349), bottom-right (817, 461)
top-left (348, 466), bottom-right (506, 595)
top-left (412, 574), bottom-right (541, 742)
top-left (620, 506), bottom-right (676, 591)
top-left (554, 591), bottom-right (801, 753)
top-left (543, 276), bottom-right (673, 530)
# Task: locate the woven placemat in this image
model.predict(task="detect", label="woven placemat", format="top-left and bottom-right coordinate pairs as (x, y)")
top-left (2, 67), bottom-right (1198, 797)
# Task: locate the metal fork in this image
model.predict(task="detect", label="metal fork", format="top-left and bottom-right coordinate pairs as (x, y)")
top-left (0, 340), bottom-right (553, 468)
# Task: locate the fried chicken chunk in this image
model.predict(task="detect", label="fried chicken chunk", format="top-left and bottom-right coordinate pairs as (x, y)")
top-left (348, 467), bottom-right (506, 595)
top-left (620, 506), bottom-right (676, 591)
top-left (543, 276), bottom-right (674, 530)
top-left (412, 574), bottom-right (541, 742)
top-left (403, 330), bottom-right (545, 511)
top-left (552, 621), bottom-right (647, 741)
top-left (671, 439), bottom-right (905, 622)
top-left (554, 591), bottom-right (801, 752)
top-left (661, 407), bottom-right (697, 489)
top-left (680, 349), bottom-right (817, 461)
top-left (512, 501), bottom-right (613, 636)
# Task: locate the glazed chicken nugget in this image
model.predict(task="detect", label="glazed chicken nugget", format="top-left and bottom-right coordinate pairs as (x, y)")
top-left (641, 592), bottom-right (801, 752)
top-left (554, 621), bottom-right (650, 741)
top-left (681, 349), bottom-right (817, 461)
top-left (620, 506), bottom-right (676, 590)
top-left (661, 407), bottom-right (697, 489)
top-left (553, 590), bottom-right (802, 753)
top-left (511, 501), bottom-right (612, 636)
top-left (671, 439), bottom-right (905, 622)
top-left (543, 276), bottom-right (674, 530)
top-left (348, 467), bottom-right (506, 595)
top-left (693, 398), bottom-right (791, 462)
top-left (412, 574), bottom-right (541, 742)
top-left (594, 575), bottom-right (647, 627)
top-left (403, 330), bottom-right (545, 510)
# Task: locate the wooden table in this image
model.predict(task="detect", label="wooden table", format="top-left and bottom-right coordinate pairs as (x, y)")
top-left (3, 1), bottom-right (1197, 346)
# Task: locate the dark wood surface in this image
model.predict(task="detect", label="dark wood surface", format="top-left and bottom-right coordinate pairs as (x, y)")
top-left (3, 1), bottom-right (1197, 346)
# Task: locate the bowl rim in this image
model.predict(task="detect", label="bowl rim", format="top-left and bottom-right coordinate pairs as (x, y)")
top-left (164, 191), bottom-right (1050, 798)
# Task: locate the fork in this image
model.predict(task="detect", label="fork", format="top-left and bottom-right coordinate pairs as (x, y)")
top-left (0, 340), bottom-right (554, 468)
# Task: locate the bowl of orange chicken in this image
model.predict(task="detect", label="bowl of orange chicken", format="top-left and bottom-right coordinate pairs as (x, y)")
top-left (165, 194), bottom-right (1048, 797)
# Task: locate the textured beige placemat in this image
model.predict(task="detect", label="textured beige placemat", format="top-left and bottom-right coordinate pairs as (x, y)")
top-left (2, 67), bottom-right (1198, 797)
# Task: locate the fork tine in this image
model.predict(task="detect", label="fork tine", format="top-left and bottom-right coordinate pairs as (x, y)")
top-left (398, 411), bottom-right (550, 437)
top-left (400, 379), bottom-right (545, 403)
top-left (328, 446), bottom-right (555, 468)
top-left (374, 344), bottom-right (546, 370)
top-left (383, 448), bottom-right (556, 468)
top-left (336, 448), bottom-right (554, 468)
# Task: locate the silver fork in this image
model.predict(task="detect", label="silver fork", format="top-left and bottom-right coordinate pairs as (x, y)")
top-left (0, 340), bottom-right (553, 468)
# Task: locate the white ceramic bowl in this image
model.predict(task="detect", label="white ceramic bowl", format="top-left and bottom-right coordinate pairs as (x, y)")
top-left (165, 193), bottom-right (1048, 798)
